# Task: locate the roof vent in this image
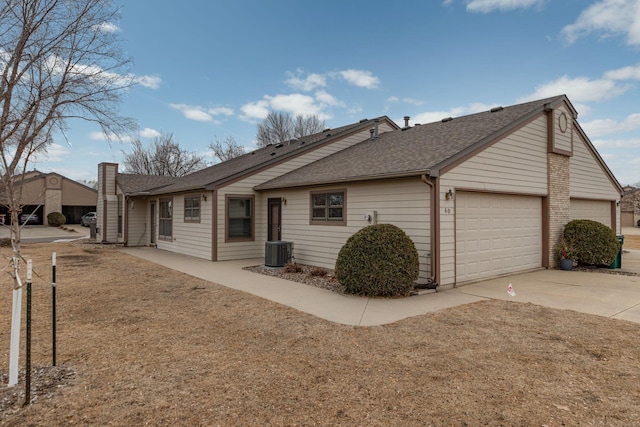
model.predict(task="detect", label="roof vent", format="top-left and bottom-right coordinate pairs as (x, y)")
top-left (359, 118), bottom-right (368, 123)
top-left (275, 143), bottom-right (283, 148)
top-left (441, 117), bottom-right (453, 123)
top-left (404, 116), bottom-right (410, 127)
top-left (288, 139), bottom-right (298, 145)
top-left (490, 106), bottom-right (503, 113)
top-left (270, 152), bottom-right (276, 156)
top-left (323, 128), bottom-right (331, 132)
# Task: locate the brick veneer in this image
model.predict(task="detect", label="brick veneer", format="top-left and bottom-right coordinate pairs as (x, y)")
top-left (548, 152), bottom-right (570, 268)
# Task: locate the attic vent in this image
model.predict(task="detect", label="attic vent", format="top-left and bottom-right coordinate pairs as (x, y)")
top-left (441, 117), bottom-right (453, 123)
top-left (490, 106), bottom-right (504, 113)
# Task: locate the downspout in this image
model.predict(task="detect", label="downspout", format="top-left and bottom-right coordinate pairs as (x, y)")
top-left (123, 195), bottom-right (129, 246)
top-left (421, 174), bottom-right (439, 288)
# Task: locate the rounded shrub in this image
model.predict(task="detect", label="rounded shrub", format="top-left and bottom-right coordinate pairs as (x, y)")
top-left (562, 219), bottom-right (619, 266)
top-left (335, 224), bottom-right (419, 297)
top-left (47, 211), bottom-right (66, 227)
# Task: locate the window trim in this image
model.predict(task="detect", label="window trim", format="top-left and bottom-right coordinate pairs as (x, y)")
top-left (225, 194), bottom-right (255, 242)
top-left (184, 195), bottom-right (201, 223)
top-left (309, 189), bottom-right (347, 226)
top-left (159, 197), bottom-right (173, 240)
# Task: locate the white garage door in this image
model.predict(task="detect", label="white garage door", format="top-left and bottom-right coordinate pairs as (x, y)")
top-left (570, 199), bottom-right (611, 227)
top-left (456, 192), bottom-right (542, 283)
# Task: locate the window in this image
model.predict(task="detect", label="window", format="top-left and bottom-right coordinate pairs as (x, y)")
top-left (159, 198), bottom-right (173, 239)
top-left (184, 196), bottom-right (201, 222)
top-left (310, 190), bottom-right (346, 224)
top-left (227, 195), bottom-right (254, 240)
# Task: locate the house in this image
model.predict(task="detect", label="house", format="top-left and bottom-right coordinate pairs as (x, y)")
top-left (621, 186), bottom-right (640, 227)
top-left (97, 95), bottom-right (622, 288)
top-left (0, 170), bottom-right (97, 225)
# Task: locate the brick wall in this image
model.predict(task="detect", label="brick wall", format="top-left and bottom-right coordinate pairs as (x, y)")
top-left (548, 153), bottom-right (570, 267)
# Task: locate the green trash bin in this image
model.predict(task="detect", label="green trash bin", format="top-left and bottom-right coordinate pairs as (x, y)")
top-left (609, 235), bottom-right (624, 269)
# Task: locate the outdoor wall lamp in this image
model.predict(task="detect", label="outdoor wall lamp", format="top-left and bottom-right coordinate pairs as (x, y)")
top-left (445, 189), bottom-right (454, 201)
top-left (281, 197), bottom-right (287, 205)
top-left (202, 194), bottom-right (207, 202)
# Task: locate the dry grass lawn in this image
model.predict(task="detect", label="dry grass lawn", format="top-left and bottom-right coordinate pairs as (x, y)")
top-left (1, 238), bottom-right (640, 426)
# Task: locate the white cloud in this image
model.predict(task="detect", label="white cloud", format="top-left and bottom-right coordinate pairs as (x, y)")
top-left (241, 100), bottom-right (270, 120)
top-left (592, 137), bottom-right (640, 149)
top-left (466, 0), bottom-right (545, 13)
top-left (30, 143), bottom-right (71, 163)
top-left (135, 75), bottom-right (161, 89)
top-left (93, 22), bottom-right (120, 33)
top-left (387, 96), bottom-right (425, 106)
top-left (519, 75), bottom-right (629, 103)
top-left (581, 113), bottom-right (640, 137)
top-left (140, 128), bottom-right (161, 138)
top-left (208, 107), bottom-right (234, 116)
top-left (339, 69), bottom-right (380, 89)
top-left (285, 70), bottom-right (327, 91)
top-left (89, 131), bottom-right (132, 142)
top-left (240, 90), bottom-right (343, 121)
top-left (169, 103), bottom-right (233, 122)
top-left (561, 0), bottom-right (640, 46)
top-left (315, 90), bottom-right (344, 107)
top-left (412, 102), bottom-right (494, 125)
top-left (604, 63), bottom-right (640, 80)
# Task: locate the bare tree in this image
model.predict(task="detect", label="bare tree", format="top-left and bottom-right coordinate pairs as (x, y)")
top-left (1, 0), bottom-right (135, 254)
top-left (123, 133), bottom-right (207, 177)
top-left (0, 0), bottom-right (136, 386)
top-left (256, 111), bottom-right (325, 148)
top-left (209, 135), bottom-right (246, 163)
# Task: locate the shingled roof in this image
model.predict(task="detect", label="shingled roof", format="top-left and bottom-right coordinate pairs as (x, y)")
top-left (255, 95), bottom-right (571, 190)
top-left (116, 174), bottom-right (180, 194)
top-left (147, 117), bottom-right (397, 195)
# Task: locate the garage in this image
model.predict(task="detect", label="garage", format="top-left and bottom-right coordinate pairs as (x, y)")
top-left (456, 192), bottom-right (542, 283)
top-left (622, 211), bottom-right (635, 227)
top-left (570, 199), bottom-right (612, 227)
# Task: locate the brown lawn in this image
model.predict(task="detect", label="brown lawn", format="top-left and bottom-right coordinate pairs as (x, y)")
top-left (1, 240), bottom-right (640, 426)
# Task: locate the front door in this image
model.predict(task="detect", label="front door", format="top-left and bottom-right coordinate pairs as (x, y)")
top-left (267, 198), bottom-right (282, 241)
top-left (150, 202), bottom-right (156, 245)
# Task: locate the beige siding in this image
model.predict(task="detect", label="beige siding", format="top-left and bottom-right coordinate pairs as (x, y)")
top-left (439, 115), bottom-right (549, 286)
top-left (127, 197), bottom-right (149, 246)
top-left (261, 178), bottom-right (432, 281)
top-left (156, 193), bottom-right (213, 260)
top-left (570, 199), bottom-right (612, 227)
top-left (554, 106), bottom-right (572, 152)
top-left (61, 179), bottom-right (97, 205)
top-left (570, 133), bottom-right (619, 200)
top-left (216, 126), bottom-right (394, 261)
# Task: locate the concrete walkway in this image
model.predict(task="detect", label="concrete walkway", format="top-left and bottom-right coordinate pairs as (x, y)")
top-left (120, 245), bottom-right (640, 326)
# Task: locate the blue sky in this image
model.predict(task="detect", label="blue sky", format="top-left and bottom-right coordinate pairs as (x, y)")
top-left (34, 0), bottom-right (640, 186)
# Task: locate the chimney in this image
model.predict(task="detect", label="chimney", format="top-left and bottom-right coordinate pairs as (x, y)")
top-left (374, 118), bottom-right (379, 138)
top-left (404, 116), bottom-right (410, 127)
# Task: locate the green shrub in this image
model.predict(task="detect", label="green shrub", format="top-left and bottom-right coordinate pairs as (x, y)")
top-left (562, 219), bottom-right (619, 266)
top-left (335, 224), bottom-right (419, 297)
top-left (47, 211), bottom-right (66, 227)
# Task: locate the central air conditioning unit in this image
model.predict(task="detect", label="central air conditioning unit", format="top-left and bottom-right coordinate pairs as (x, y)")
top-left (264, 241), bottom-right (293, 267)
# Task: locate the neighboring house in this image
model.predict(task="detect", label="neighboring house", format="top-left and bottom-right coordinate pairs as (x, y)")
top-left (97, 95), bottom-right (622, 289)
top-left (621, 186), bottom-right (640, 227)
top-left (0, 170), bottom-right (97, 225)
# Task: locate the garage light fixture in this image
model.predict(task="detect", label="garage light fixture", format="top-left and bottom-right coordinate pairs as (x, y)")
top-left (445, 189), bottom-right (454, 201)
